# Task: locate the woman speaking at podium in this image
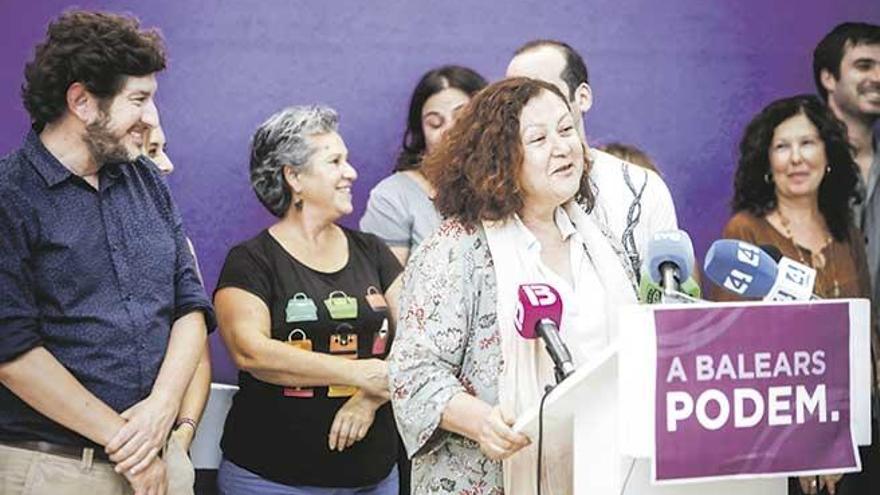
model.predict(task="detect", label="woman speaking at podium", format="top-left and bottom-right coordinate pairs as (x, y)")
top-left (388, 77), bottom-right (639, 494)
top-left (714, 95), bottom-right (872, 494)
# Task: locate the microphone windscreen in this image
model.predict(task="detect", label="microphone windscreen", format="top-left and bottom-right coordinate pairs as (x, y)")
top-left (703, 239), bottom-right (778, 298)
top-left (515, 284), bottom-right (564, 339)
top-left (645, 230), bottom-right (696, 283)
top-left (759, 244), bottom-right (783, 263)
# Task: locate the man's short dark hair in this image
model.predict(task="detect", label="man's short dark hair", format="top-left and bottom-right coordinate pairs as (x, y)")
top-left (514, 39), bottom-right (589, 100)
top-left (21, 10), bottom-right (167, 131)
top-left (812, 22), bottom-right (880, 101)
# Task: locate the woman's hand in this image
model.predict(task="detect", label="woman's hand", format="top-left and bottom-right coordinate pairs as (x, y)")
top-left (477, 405), bottom-right (531, 461)
top-left (798, 474), bottom-right (844, 494)
top-left (328, 391), bottom-right (384, 451)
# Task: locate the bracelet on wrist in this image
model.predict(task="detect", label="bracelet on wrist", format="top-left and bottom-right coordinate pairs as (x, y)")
top-left (175, 417), bottom-right (197, 431)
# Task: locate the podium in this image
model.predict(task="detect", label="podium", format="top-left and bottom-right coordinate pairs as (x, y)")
top-left (514, 299), bottom-right (872, 494)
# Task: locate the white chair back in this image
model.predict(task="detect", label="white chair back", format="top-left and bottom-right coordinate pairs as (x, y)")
top-left (190, 382), bottom-right (238, 469)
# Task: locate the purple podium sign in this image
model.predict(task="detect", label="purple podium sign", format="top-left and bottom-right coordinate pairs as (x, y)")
top-left (653, 303), bottom-right (859, 482)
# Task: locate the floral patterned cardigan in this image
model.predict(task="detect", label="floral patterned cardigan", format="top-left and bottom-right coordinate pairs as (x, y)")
top-left (389, 220), bottom-right (506, 494)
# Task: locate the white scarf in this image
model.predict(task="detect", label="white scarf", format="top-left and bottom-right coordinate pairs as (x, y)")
top-left (482, 200), bottom-right (637, 494)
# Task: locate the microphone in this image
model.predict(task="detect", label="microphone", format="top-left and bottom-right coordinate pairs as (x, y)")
top-left (515, 283), bottom-right (575, 383)
top-left (758, 244), bottom-right (818, 301)
top-left (759, 244), bottom-right (783, 262)
top-left (704, 239), bottom-right (818, 301)
top-left (639, 267), bottom-right (702, 303)
top-left (644, 229), bottom-right (696, 297)
top-left (704, 239), bottom-right (778, 298)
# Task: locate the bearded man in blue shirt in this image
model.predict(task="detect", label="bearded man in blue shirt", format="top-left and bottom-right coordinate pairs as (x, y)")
top-left (0, 10), bottom-right (214, 495)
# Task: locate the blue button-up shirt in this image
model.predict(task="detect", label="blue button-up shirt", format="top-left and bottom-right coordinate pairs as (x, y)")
top-left (0, 131), bottom-right (215, 447)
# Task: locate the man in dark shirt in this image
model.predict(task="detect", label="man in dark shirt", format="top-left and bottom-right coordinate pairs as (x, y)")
top-left (0, 10), bottom-right (214, 495)
top-left (812, 22), bottom-right (880, 495)
top-left (816, 23), bottom-right (880, 324)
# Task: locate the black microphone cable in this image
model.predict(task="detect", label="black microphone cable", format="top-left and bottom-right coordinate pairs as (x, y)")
top-left (536, 384), bottom-right (553, 495)
top-left (535, 382), bottom-right (638, 495)
top-left (619, 457), bottom-right (637, 494)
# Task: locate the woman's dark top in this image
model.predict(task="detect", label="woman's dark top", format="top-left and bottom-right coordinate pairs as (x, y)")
top-left (216, 227), bottom-right (402, 487)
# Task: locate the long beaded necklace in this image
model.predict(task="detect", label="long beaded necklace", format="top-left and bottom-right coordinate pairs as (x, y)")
top-left (775, 210), bottom-right (840, 297)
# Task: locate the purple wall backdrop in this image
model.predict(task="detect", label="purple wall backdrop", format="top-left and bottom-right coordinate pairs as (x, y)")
top-left (2, 1), bottom-right (878, 383)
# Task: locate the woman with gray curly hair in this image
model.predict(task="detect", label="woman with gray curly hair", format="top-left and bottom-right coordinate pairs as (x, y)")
top-left (214, 105), bottom-right (403, 494)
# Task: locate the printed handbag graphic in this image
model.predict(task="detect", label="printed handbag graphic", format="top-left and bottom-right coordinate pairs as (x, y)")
top-left (323, 290), bottom-right (358, 319)
top-left (371, 317), bottom-right (390, 356)
top-left (328, 325), bottom-right (358, 397)
top-left (286, 293), bottom-right (318, 322)
top-left (365, 286), bottom-right (388, 312)
top-left (282, 329), bottom-right (314, 398)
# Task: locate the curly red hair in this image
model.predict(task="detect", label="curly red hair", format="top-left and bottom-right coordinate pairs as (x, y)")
top-left (423, 77), bottom-right (594, 226)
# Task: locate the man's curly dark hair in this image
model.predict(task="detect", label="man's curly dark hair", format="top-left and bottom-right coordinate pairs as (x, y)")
top-left (21, 10), bottom-right (166, 131)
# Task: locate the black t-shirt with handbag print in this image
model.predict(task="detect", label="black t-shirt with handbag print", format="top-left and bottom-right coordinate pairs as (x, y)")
top-left (215, 227), bottom-right (402, 487)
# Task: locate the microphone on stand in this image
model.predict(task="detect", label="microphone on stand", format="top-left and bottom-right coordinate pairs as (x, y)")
top-left (704, 239), bottom-right (818, 301)
top-left (639, 270), bottom-right (702, 304)
top-left (515, 283), bottom-right (574, 383)
top-left (644, 229), bottom-right (699, 303)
